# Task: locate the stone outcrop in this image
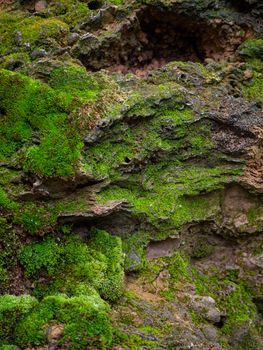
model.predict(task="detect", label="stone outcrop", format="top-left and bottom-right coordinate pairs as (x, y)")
top-left (0, 0), bottom-right (262, 349)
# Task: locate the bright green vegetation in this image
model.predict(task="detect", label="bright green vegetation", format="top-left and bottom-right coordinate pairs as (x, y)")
top-left (0, 293), bottom-right (112, 349)
top-left (15, 293), bottom-right (112, 349)
top-left (0, 69), bottom-right (80, 176)
top-left (85, 89), bottom-right (242, 229)
top-left (0, 229), bottom-right (124, 348)
top-left (238, 39), bottom-right (263, 103)
top-left (98, 164), bottom-right (241, 228)
top-left (19, 229), bottom-right (124, 301)
top-left (238, 39), bottom-right (263, 61)
top-left (0, 295), bottom-right (38, 343)
top-left (193, 269), bottom-right (257, 337)
top-left (0, 218), bottom-right (21, 292)
top-left (243, 71), bottom-right (263, 102)
top-left (0, 10), bottom-right (68, 55)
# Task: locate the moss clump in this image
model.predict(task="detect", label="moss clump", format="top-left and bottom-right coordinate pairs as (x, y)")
top-left (0, 230), bottom-right (124, 348)
top-left (243, 71), bottom-right (263, 103)
top-left (0, 295), bottom-right (38, 344)
top-left (0, 218), bottom-right (21, 293)
top-left (221, 283), bottom-right (256, 336)
top-left (48, 0), bottom-right (91, 27)
top-left (49, 66), bottom-right (100, 104)
top-left (238, 39), bottom-right (263, 61)
top-left (19, 229), bottom-right (124, 301)
top-left (15, 293), bottom-right (112, 349)
top-left (0, 10), bottom-right (68, 56)
top-left (0, 69), bottom-right (85, 176)
top-left (0, 187), bottom-right (18, 210)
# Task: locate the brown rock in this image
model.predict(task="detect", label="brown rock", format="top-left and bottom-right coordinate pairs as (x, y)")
top-left (46, 324), bottom-right (64, 341)
top-left (35, 0), bottom-right (47, 12)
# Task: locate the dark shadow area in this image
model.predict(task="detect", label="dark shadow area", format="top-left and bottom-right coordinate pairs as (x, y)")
top-left (228, 0), bottom-right (257, 13)
top-left (79, 6), bottom-right (246, 75)
top-left (88, 0), bottom-right (103, 10)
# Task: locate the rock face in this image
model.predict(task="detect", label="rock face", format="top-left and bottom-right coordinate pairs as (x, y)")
top-left (0, 0), bottom-right (262, 349)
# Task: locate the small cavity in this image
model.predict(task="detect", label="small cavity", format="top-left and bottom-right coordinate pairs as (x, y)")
top-left (79, 6), bottom-right (247, 75)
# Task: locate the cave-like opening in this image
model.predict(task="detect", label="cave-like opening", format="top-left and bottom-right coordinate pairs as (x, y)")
top-left (79, 6), bottom-right (246, 75)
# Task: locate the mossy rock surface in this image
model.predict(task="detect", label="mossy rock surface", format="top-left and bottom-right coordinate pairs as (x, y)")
top-left (0, 0), bottom-right (262, 349)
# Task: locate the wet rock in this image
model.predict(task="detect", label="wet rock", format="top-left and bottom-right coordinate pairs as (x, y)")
top-left (76, 33), bottom-right (99, 56)
top-left (68, 32), bottom-right (79, 45)
top-left (201, 324), bottom-right (219, 342)
top-left (31, 48), bottom-right (47, 60)
top-left (46, 324), bottom-right (64, 341)
top-left (189, 295), bottom-right (222, 324)
top-left (58, 200), bottom-right (131, 225)
top-left (125, 249), bottom-right (142, 271)
top-left (35, 0), bottom-right (47, 12)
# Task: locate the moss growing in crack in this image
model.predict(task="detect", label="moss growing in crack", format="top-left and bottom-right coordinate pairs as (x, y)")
top-left (98, 164), bottom-right (241, 228)
top-left (0, 218), bottom-right (21, 293)
top-left (84, 105), bottom-right (215, 180)
top-left (220, 283), bottom-right (256, 336)
top-left (122, 232), bottom-right (149, 271)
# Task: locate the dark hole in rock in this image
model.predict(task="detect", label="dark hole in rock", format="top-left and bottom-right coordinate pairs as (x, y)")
top-left (214, 315), bottom-right (227, 328)
top-left (228, 0), bottom-right (257, 13)
top-left (88, 0), bottom-right (103, 10)
top-left (79, 6), bottom-right (248, 75)
top-left (0, 106), bottom-right (6, 116)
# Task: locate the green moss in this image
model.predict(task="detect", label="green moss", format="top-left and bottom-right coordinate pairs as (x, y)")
top-left (193, 268), bottom-right (257, 336)
top-left (238, 39), bottom-right (263, 61)
top-left (0, 230), bottom-right (124, 348)
top-left (19, 229), bottom-right (124, 301)
top-left (19, 238), bottom-right (62, 276)
top-left (0, 295), bottom-right (38, 344)
top-left (98, 164), bottom-right (240, 228)
top-left (48, 0), bottom-right (91, 27)
top-left (15, 293), bottom-right (112, 349)
top-left (0, 10), bottom-right (68, 55)
top-left (0, 69), bottom-right (83, 176)
top-left (0, 218), bottom-right (21, 292)
top-left (221, 283), bottom-right (256, 335)
top-left (191, 240), bottom-right (215, 258)
top-left (0, 187), bottom-right (18, 210)
top-left (122, 232), bottom-right (149, 271)
top-left (168, 252), bottom-right (191, 284)
top-left (247, 207), bottom-right (263, 230)
top-left (243, 71), bottom-right (263, 102)
top-left (49, 66), bottom-right (100, 105)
